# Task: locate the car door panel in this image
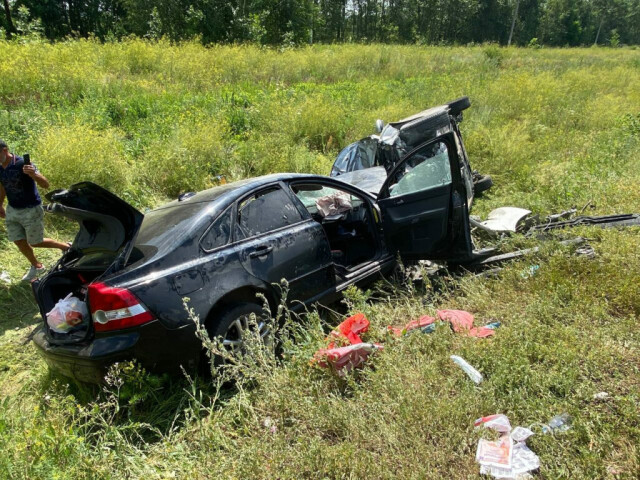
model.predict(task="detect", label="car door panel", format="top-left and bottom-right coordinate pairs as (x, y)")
top-left (235, 186), bottom-right (334, 303)
top-left (377, 136), bottom-right (466, 261)
top-left (378, 185), bottom-right (452, 257)
top-left (239, 222), bottom-right (334, 302)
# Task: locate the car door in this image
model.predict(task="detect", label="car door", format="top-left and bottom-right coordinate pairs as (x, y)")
top-left (376, 135), bottom-right (472, 262)
top-left (234, 184), bottom-right (334, 303)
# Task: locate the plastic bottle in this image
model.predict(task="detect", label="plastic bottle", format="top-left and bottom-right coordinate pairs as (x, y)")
top-left (542, 413), bottom-right (573, 433)
top-left (450, 355), bottom-right (483, 384)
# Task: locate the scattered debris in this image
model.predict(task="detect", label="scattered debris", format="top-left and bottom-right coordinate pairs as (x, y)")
top-left (475, 414), bottom-right (512, 432)
top-left (593, 391), bottom-right (609, 400)
top-left (520, 265), bottom-right (539, 279)
top-left (262, 417), bottom-right (278, 434)
top-left (477, 207), bottom-right (532, 234)
top-left (542, 413), bottom-right (573, 434)
top-left (313, 343), bottom-right (383, 376)
top-left (438, 309), bottom-right (496, 338)
top-left (546, 208), bottom-right (577, 223)
top-left (575, 244), bottom-right (596, 259)
top-left (528, 213), bottom-right (640, 233)
top-left (328, 312), bottom-right (370, 347)
top-left (388, 315), bottom-right (435, 336)
top-left (475, 414), bottom-right (540, 479)
top-left (466, 237), bottom-right (586, 269)
top-left (0, 271), bottom-right (10, 284)
top-left (421, 322), bottom-right (438, 334)
top-left (313, 313), bottom-right (382, 375)
top-left (388, 310), bottom-right (498, 338)
top-left (450, 355), bottom-right (483, 384)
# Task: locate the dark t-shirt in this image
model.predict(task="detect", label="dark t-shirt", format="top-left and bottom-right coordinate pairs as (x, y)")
top-left (0, 155), bottom-right (42, 208)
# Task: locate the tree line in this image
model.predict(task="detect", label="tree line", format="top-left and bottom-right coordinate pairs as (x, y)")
top-left (2, 1), bottom-right (639, 46)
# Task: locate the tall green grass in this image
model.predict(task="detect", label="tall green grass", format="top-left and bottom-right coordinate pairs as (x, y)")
top-left (0, 42), bottom-right (639, 479)
top-left (1, 40), bottom-right (639, 211)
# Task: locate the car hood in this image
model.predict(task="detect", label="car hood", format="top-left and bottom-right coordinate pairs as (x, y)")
top-left (336, 166), bottom-right (387, 196)
top-left (45, 182), bottom-right (143, 253)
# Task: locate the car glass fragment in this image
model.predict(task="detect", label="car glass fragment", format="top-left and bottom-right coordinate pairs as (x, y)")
top-left (235, 187), bottom-right (304, 240)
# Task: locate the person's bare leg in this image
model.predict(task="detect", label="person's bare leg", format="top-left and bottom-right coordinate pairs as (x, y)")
top-left (14, 239), bottom-right (42, 267)
top-left (32, 238), bottom-right (69, 251)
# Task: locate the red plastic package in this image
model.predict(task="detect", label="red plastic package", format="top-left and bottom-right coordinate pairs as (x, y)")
top-left (328, 312), bottom-right (369, 347)
top-left (313, 343), bottom-right (383, 376)
top-left (388, 315), bottom-right (436, 336)
top-left (437, 309), bottom-right (495, 338)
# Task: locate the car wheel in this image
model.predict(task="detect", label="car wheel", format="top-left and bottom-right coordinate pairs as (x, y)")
top-left (473, 174), bottom-right (493, 195)
top-left (447, 96), bottom-right (471, 115)
top-left (207, 303), bottom-right (271, 356)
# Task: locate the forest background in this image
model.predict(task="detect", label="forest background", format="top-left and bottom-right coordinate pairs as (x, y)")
top-left (1, 0), bottom-right (639, 48)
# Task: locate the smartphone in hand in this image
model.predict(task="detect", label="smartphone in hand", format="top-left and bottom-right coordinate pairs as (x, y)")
top-left (24, 153), bottom-right (31, 165)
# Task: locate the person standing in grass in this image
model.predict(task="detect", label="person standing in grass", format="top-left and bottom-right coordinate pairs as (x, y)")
top-left (0, 139), bottom-right (69, 282)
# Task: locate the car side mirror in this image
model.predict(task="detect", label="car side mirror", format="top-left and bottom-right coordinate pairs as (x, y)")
top-left (375, 119), bottom-right (385, 133)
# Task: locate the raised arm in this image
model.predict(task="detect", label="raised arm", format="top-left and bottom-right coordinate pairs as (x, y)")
top-left (23, 164), bottom-right (50, 189)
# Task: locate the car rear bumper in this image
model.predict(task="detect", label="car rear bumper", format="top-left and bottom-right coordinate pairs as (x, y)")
top-left (32, 320), bottom-right (201, 384)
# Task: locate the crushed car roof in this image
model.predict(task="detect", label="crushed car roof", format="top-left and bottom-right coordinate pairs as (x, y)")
top-left (336, 166), bottom-right (387, 196)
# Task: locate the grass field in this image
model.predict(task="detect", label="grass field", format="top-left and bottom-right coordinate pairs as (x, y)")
top-left (0, 41), bottom-right (639, 479)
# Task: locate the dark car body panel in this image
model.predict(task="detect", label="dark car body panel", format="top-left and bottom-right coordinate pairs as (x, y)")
top-left (33, 165), bottom-right (472, 382)
top-left (33, 321), bottom-right (200, 383)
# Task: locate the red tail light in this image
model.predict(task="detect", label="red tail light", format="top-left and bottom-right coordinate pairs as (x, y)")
top-left (88, 282), bottom-right (154, 332)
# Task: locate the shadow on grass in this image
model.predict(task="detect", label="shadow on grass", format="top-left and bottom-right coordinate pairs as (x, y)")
top-left (35, 359), bottom-right (234, 445)
top-left (0, 278), bottom-right (40, 335)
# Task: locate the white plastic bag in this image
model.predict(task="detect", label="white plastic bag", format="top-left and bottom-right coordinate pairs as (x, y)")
top-left (46, 293), bottom-right (89, 333)
top-left (451, 355), bottom-right (483, 384)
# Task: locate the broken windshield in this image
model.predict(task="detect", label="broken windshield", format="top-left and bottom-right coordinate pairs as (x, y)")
top-left (388, 141), bottom-right (452, 197)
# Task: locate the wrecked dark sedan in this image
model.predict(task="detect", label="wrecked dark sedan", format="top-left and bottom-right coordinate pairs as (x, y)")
top-left (32, 122), bottom-right (478, 383)
top-left (330, 96), bottom-right (493, 199)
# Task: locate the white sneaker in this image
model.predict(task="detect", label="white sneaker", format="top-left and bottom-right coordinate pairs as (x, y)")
top-left (22, 265), bottom-right (46, 282)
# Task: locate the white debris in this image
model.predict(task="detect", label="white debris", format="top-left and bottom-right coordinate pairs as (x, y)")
top-left (475, 414), bottom-right (540, 479)
top-left (480, 207), bottom-right (532, 233)
top-left (450, 355), bottom-right (483, 384)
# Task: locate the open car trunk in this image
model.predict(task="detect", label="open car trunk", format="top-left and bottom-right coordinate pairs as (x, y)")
top-left (33, 182), bottom-right (143, 345)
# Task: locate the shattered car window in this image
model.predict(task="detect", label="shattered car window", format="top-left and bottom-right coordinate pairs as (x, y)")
top-left (330, 138), bottom-right (377, 176)
top-left (200, 207), bottom-right (232, 251)
top-left (235, 187), bottom-right (304, 240)
top-left (388, 141), bottom-right (452, 197)
top-left (293, 185), bottom-right (364, 215)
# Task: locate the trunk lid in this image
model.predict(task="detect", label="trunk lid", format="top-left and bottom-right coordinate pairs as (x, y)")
top-left (35, 182), bottom-right (144, 345)
top-left (46, 182), bottom-right (143, 256)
